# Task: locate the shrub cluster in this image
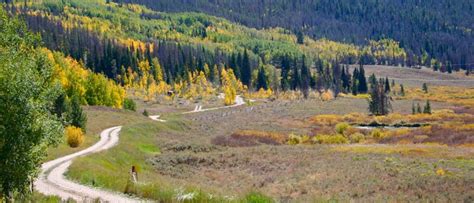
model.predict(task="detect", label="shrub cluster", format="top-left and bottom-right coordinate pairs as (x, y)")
top-left (66, 126), bottom-right (84, 148)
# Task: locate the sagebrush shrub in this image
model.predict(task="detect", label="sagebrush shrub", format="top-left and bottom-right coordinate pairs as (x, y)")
top-left (66, 126), bottom-right (84, 148)
top-left (335, 122), bottom-right (350, 134)
top-left (370, 129), bottom-right (384, 139)
top-left (313, 134), bottom-right (349, 144)
top-left (349, 133), bottom-right (365, 143)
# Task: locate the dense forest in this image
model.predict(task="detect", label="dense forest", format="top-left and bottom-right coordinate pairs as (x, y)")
top-left (1, 0), bottom-right (468, 104)
top-left (115, 0), bottom-right (474, 70)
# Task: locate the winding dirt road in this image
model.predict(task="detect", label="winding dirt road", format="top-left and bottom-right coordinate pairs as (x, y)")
top-left (34, 126), bottom-right (142, 202)
top-left (35, 95), bottom-right (247, 202)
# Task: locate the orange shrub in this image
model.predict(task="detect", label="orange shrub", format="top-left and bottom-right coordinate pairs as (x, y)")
top-left (320, 90), bottom-right (334, 101)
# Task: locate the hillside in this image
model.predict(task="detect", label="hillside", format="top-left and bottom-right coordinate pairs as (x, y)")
top-left (2, 0), bottom-right (413, 99)
top-left (115, 0), bottom-right (474, 69)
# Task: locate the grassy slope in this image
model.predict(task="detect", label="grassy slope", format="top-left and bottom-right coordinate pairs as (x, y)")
top-left (46, 106), bottom-right (149, 161)
top-left (65, 117), bottom-right (238, 202)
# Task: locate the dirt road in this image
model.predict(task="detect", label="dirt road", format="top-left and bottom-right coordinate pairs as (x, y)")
top-left (34, 126), bottom-right (143, 202)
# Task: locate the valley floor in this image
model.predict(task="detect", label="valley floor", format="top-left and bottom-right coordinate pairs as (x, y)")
top-left (42, 67), bottom-right (474, 202)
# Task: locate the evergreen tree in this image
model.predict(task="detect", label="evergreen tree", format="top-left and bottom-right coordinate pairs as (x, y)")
top-left (280, 55), bottom-right (291, 91)
top-left (385, 77), bottom-right (391, 93)
top-left (256, 66), bottom-right (268, 90)
top-left (447, 62), bottom-right (453, 74)
top-left (53, 92), bottom-right (71, 125)
top-left (433, 62), bottom-right (440, 71)
top-left (300, 55), bottom-right (310, 98)
top-left (351, 68), bottom-right (359, 95)
top-left (291, 59), bottom-right (300, 90)
top-left (423, 100), bottom-right (432, 114)
top-left (241, 50), bottom-right (252, 88)
top-left (368, 79), bottom-right (391, 115)
top-left (412, 102), bottom-right (416, 115)
top-left (357, 64), bottom-right (368, 93)
top-left (341, 66), bottom-right (351, 93)
top-left (69, 96), bottom-right (87, 132)
top-left (296, 30), bottom-right (304, 44)
top-left (400, 84), bottom-right (405, 96)
top-left (422, 83), bottom-right (428, 93)
top-left (417, 103), bottom-right (422, 114)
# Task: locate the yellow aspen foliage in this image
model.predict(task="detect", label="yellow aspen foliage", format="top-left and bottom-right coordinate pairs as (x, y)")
top-left (151, 57), bottom-right (164, 82)
top-left (221, 68), bottom-right (245, 105)
top-left (66, 126), bottom-right (85, 148)
top-left (40, 48), bottom-right (126, 108)
top-left (124, 67), bottom-right (135, 88)
top-left (174, 71), bottom-right (215, 100)
top-left (247, 88), bottom-right (273, 99)
top-left (137, 60), bottom-right (151, 90)
top-left (204, 63), bottom-right (211, 78)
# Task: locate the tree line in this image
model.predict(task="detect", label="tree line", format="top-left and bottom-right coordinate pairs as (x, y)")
top-left (117, 0), bottom-right (474, 71)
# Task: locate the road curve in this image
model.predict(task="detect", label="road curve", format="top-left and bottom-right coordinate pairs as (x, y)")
top-left (184, 95), bottom-right (246, 114)
top-left (35, 126), bottom-right (142, 202)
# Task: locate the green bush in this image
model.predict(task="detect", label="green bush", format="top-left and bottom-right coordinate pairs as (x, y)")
top-left (123, 98), bottom-right (137, 111)
top-left (335, 122), bottom-right (350, 134)
top-left (313, 134), bottom-right (349, 144)
top-left (244, 192), bottom-right (273, 203)
top-left (349, 133), bottom-right (365, 143)
top-left (143, 109), bottom-right (149, 117)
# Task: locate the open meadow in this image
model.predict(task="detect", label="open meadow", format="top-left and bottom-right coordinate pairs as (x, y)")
top-left (54, 66), bottom-right (474, 202)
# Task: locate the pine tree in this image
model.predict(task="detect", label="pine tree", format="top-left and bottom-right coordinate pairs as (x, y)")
top-left (422, 83), bottom-right (428, 93)
top-left (280, 55), bottom-right (291, 91)
top-left (291, 59), bottom-right (300, 90)
top-left (417, 103), bottom-right (422, 114)
top-left (256, 66), bottom-right (268, 90)
top-left (53, 92), bottom-right (71, 124)
top-left (241, 50), bottom-right (252, 88)
top-left (351, 68), bottom-right (359, 95)
top-left (385, 77), bottom-right (391, 93)
top-left (368, 74), bottom-right (377, 90)
top-left (423, 100), bottom-right (432, 114)
top-left (368, 79), bottom-right (391, 115)
top-left (296, 30), bottom-right (304, 44)
top-left (412, 102), bottom-right (416, 115)
top-left (341, 66), bottom-right (351, 93)
top-left (400, 84), bottom-right (405, 96)
top-left (69, 96), bottom-right (87, 132)
top-left (300, 55), bottom-right (310, 98)
top-left (358, 64), bottom-right (368, 93)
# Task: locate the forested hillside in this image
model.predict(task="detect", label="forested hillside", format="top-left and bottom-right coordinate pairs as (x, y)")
top-left (2, 0), bottom-right (415, 99)
top-left (115, 0), bottom-right (474, 69)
